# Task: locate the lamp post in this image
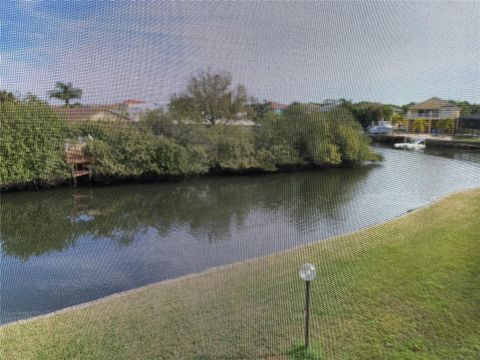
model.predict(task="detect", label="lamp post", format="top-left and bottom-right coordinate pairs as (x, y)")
top-left (299, 263), bottom-right (316, 349)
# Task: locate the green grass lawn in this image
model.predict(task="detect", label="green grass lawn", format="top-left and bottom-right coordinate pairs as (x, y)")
top-left (2, 189), bottom-right (479, 359)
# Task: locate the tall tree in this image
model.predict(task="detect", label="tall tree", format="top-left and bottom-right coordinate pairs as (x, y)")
top-left (382, 105), bottom-right (393, 121)
top-left (249, 98), bottom-right (272, 120)
top-left (401, 102), bottom-right (416, 113)
top-left (48, 82), bottom-right (82, 107)
top-left (350, 102), bottom-right (384, 129)
top-left (391, 112), bottom-right (407, 128)
top-left (0, 90), bottom-right (16, 103)
top-left (448, 100), bottom-right (480, 116)
top-left (169, 70), bottom-right (249, 125)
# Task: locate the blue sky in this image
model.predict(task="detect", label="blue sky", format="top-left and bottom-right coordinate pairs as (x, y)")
top-left (2, 1), bottom-right (479, 105)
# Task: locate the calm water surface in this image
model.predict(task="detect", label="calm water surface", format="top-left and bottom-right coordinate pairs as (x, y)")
top-left (1, 147), bottom-right (479, 324)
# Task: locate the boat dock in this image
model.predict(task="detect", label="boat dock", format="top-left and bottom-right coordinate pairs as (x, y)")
top-left (370, 133), bottom-right (480, 149)
top-left (64, 141), bottom-right (92, 185)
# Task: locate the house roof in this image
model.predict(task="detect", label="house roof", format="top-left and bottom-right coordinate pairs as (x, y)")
top-left (52, 105), bottom-right (121, 121)
top-left (122, 99), bottom-right (146, 105)
top-left (269, 102), bottom-right (288, 110)
top-left (410, 97), bottom-right (459, 110)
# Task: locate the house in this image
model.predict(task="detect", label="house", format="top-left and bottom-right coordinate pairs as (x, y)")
top-left (318, 99), bottom-right (344, 112)
top-left (296, 103), bottom-right (322, 113)
top-left (269, 102), bottom-right (288, 115)
top-left (122, 99), bottom-right (145, 106)
top-left (390, 106), bottom-right (404, 115)
top-left (214, 119), bottom-right (256, 126)
top-left (122, 99), bottom-right (163, 121)
top-left (298, 99), bottom-right (345, 113)
top-left (52, 105), bottom-right (127, 122)
top-left (406, 97), bottom-right (461, 134)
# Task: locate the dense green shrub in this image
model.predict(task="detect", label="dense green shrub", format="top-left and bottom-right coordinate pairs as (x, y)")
top-left (1, 100), bottom-right (378, 190)
top-left (253, 105), bottom-right (377, 169)
top-left (328, 108), bottom-right (378, 163)
top-left (152, 138), bottom-right (210, 175)
top-left (0, 99), bottom-right (70, 189)
top-left (77, 121), bottom-right (158, 177)
top-left (76, 121), bottom-right (209, 178)
top-left (208, 126), bottom-right (262, 171)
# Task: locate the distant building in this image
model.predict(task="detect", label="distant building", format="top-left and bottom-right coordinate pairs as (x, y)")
top-left (214, 119), bottom-right (256, 126)
top-left (52, 105), bottom-right (126, 122)
top-left (122, 99), bottom-right (145, 106)
top-left (297, 103), bottom-right (322, 113)
top-left (390, 106), bottom-right (404, 115)
top-left (406, 97), bottom-right (460, 119)
top-left (299, 99), bottom-right (345, 113)
top-left (121, 99), bottom-right (162, 121)
top-left (318, 99), bottom-right (344, 112)
top-left (269, 102), bottom-right (288, 115)
top-left (406, 97), bottom-right (461, 134)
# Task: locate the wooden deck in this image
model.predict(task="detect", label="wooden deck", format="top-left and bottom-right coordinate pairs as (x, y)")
top-left (64, 143), bottom-right (92, 184)
top-left (370, 132), bottom-right (480, 149)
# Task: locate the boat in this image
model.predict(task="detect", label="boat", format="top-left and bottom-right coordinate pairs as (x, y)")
top-left (368, 121), bottom-right (393, 135)
top-left (394, 137), bottom-right (426, 150)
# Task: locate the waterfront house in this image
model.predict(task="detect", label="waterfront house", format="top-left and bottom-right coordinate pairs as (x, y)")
top-left (406, 97), bottom-right (461, 134)
top-left (299, 99), bottom-right (345, 113)
top-left (214, 119), bottom-right (256, 126)
top-left (318, 99), bottom-right (344, 112)
top-left (52, 105), bottom-right (127, 122)
top-left (122, 99), bottom-right (163, 121)
top-left (269, 102), bottom-right (288, 115)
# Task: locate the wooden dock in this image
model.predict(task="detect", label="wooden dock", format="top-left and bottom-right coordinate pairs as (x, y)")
top-left (64, 142), bottom-right (92, 185)
top-left (370, 133), bottom-right (480, 149)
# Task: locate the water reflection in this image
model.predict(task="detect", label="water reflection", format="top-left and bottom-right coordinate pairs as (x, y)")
top-left (1, 168), bottom-right (369, 259)
top-left (424, 147), bottom-right (480, 167)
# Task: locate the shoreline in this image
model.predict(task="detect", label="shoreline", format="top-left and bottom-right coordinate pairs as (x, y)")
top-left (3, 143), bottom-right (478, 194)
top-left (0, 161), bottom-right (370, 194)
top-left (2, 188), bottom-right (469, 329)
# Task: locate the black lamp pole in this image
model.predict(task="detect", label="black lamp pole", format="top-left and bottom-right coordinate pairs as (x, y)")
top-left (299, 263), bottom-right (316, 350)
top-left (305, 280), bottom-right (311, 349)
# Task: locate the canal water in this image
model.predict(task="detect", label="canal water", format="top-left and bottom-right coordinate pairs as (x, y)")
top-left (1, 147), bottom-right (479, 324)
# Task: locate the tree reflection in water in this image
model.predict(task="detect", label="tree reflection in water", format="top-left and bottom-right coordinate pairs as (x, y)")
top-left (1, 167), bottom-right (371, 260)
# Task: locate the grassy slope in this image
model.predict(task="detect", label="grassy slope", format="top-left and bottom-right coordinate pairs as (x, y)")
top-left (1, 189), bottom-right (479, 359)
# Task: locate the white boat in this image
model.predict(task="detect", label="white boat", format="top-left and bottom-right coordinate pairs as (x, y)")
top-left (394, 138), bottom-right (426, 150)
top-left (368, 121), bottom-right (393, 135)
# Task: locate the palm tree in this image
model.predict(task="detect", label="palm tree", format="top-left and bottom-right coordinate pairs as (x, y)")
top-left (48, 82), bottom-right (82, 107)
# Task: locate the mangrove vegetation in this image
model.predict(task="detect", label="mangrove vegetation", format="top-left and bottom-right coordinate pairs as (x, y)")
top-left (0, 72), bottom-right (379, 190)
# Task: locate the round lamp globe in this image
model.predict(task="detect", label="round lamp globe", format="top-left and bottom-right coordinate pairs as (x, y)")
top-left (299, 263), bottom-right (316, 281)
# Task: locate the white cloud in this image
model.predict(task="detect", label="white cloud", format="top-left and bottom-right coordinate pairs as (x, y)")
top-left (3, 1), bottom-right (479, 105)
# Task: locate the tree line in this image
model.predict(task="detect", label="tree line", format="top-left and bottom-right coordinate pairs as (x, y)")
top-left (0, 71), bottom-right (381, 190)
